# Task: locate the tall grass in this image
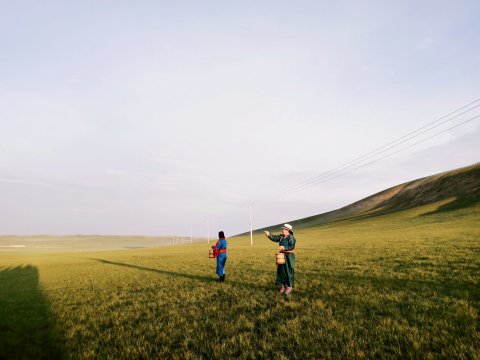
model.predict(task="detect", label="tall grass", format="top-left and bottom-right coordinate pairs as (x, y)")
top-left (1, 201), bottom-right (479, 359)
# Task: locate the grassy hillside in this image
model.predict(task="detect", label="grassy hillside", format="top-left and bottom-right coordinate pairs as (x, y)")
top-left (1, 197), bottom-right (479, 358)
top-left (255, 163), bottom-right (480, 233)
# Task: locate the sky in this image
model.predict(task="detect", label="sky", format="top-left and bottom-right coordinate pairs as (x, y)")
top-left (1, 0), bottom-right (479, 236)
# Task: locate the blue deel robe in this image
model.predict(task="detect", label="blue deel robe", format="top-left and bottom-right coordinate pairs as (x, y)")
top-left (213, 239), bottom-right (227, 276)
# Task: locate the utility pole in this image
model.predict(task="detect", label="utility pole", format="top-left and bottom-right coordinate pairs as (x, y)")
top-left (249, 201), bottom-right (253, 246)
top-left (181, 233), bottom-right (184, 245)
top-left (207, 220), bottom-right (210, 245)
top-left (190, 226), bottom-right (193, 244)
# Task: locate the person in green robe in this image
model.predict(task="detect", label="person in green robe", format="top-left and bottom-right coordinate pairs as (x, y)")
top-left (264, 223), bottom-right (296, 295)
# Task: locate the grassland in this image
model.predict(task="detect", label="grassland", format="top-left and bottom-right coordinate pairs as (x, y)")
top-left (1, 200), bottom-right (479, 359)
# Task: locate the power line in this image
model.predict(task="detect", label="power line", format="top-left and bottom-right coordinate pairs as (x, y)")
top-left (283, 113), bottom-right (480, 194)
top-left (279, 99), bottom-right (480, 194)
top-left (275, 98), bottom-right (480, 195)
top-left (281, 103), bottom-right (480, 194)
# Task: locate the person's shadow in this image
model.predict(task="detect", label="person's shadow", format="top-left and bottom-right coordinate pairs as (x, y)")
top-left (89, 258), bottom-right (270, 291)
top-left (0, 265), bottom-right (67, 360)
top-left (91, 258), bottom-right (217, 282)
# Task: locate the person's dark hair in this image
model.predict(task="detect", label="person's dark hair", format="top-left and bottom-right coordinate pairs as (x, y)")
top-left (219, 231), bottom-right (225, 239)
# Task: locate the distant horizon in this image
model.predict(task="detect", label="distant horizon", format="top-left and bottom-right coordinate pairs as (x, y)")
top-left (2, 161), bottom-right (477, 237)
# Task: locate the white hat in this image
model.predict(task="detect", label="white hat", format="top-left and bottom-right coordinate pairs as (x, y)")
top-left (282, 224), bottom-right (293, 231)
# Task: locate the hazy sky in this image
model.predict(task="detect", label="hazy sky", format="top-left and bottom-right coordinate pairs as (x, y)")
top-left (1, 0), bottom-right (479, 236)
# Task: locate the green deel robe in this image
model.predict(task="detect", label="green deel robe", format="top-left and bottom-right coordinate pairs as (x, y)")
top-left (268, 233), bottom-right (296, 288)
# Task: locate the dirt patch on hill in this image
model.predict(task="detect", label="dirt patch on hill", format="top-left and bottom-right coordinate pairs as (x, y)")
top-left (372, 164), bottom-right (480, 215)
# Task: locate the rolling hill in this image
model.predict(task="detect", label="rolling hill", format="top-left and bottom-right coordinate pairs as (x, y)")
top-left (257, 163), bottom-right (480, 233)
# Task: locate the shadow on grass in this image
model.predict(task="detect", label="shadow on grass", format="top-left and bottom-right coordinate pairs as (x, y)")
top-left (0, 265), bottom-right (67, 360)
top-left (419, 196), bottom-right (480, 216)
top-left (88, 258), bottom-right (270, 291)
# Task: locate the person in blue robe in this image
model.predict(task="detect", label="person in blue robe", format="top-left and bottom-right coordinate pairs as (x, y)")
top-left (212, 231), bottom-right (228, 281)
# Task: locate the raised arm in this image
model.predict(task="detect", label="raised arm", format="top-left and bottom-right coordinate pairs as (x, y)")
top-left (264, 231), bottom-right (282, 243)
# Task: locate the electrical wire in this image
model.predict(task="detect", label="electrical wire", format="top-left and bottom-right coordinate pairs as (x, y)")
top-left (280, 103), bottom-right (480, 193)
top-left (274, 98), bottom-right (480, 195)
top-left (283, 113), bottom-right (480, 194)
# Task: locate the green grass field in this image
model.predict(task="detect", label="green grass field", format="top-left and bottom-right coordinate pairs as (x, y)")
top-left (1, 200), bottom-right (479, 359)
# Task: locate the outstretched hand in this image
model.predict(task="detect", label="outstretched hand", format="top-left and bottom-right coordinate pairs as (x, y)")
top-left (264, 231), bottom-right (270, 237)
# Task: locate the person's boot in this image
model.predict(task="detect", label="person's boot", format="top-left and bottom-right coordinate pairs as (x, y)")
top-left (220, 275), bottom-right (225, 281)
